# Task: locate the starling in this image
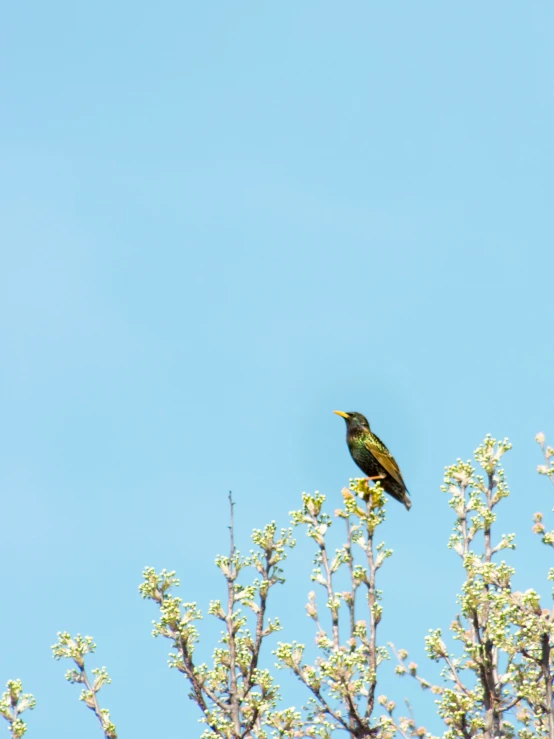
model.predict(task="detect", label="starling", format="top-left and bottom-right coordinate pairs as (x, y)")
top-left (333, 411), bottom-right (411, 511)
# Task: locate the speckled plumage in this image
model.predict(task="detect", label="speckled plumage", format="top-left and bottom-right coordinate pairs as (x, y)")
top-left (334, 411), bottom-right (411, 511)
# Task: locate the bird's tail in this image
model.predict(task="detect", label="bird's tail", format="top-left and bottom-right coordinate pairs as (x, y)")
top-left (385, 480), bottom-right (412, 511)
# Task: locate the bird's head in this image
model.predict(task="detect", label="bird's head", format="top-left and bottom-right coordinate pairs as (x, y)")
top-left (333, 410), bottom-right (370, 431)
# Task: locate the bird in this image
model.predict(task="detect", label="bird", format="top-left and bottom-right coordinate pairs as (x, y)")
top-left (333, 411), bottom-right (411, 510)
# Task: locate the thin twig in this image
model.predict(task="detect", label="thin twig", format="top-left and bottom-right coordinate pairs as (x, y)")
top-left (444, 655), bottom-right (472, 697)
top-left (243, 547), bottom-right (271, 702)
top-left (345, 518), bottom-right (357, 651)
top-left (78, 666), bottom-right (117, 739)
top-left (317, 535), bottom-right (340, 649)
top-left (364, 495), bottom-right (378, 719)
top-left (226, 491), bottom-right (242, 739)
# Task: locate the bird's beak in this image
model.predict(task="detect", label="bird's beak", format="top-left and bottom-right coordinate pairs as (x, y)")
top-left (333, 410), bottom-right (349, 419)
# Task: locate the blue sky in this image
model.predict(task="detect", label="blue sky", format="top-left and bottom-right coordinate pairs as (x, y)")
top-left (1, 2), bottom-right (554, 737)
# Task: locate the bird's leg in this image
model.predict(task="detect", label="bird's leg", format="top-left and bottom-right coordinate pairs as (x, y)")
top-left (365, 475), bottom-right (386, 482)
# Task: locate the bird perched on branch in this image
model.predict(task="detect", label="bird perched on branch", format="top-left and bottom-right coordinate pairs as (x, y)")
top-left (333, 411), bottom-right (411, 511)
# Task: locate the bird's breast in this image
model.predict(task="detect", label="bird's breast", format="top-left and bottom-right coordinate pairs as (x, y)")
top-left (349, 439), bottom-right (381, 475)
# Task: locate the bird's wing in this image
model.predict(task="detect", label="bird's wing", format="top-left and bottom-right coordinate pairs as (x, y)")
top-left (364, 437), bottom-right (406, 488)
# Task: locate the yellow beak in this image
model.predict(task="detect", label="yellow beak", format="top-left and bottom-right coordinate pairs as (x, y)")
top-left (333, 410), bottom-right (350, 419)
